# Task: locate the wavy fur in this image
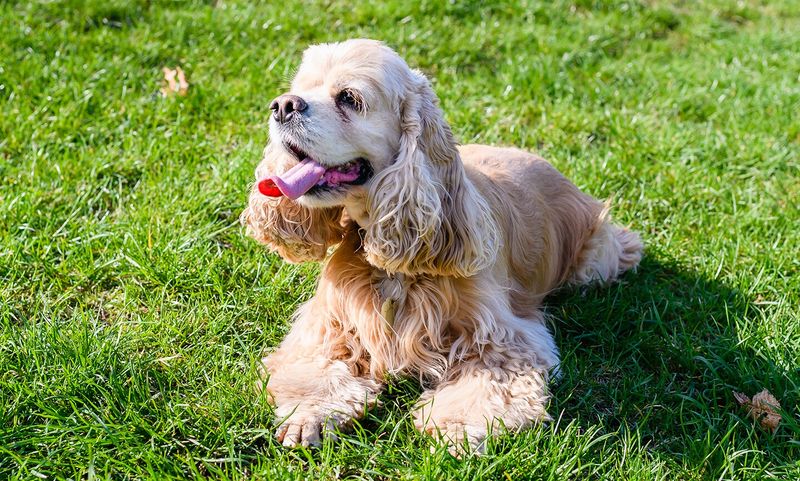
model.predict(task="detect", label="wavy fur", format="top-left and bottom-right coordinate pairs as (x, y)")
top-left (363, 70), bottom-right (499, 277)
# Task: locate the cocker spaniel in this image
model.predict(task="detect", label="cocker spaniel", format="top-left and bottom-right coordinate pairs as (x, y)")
top-left (241, 39), bottom-right (642, 453)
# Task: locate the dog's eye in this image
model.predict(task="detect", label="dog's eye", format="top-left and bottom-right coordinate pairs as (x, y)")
top-left (336, 89), bottom-right (362, 111)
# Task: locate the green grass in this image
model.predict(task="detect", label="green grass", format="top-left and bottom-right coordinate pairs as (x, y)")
top-left (1, 0), bottom-right (798, 479)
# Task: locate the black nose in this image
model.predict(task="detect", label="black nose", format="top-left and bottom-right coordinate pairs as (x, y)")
top-left (269, 94), bottom-right (307, 123)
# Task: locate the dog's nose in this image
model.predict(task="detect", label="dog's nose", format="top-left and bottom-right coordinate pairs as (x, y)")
top-left (269, 94), bottom-right (308, 123)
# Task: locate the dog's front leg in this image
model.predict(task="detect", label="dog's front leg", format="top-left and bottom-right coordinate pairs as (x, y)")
top-left (260, 298), bottom-right (382, 448)
top-left (414, 357), bottom-right (551, 455)
top-left (413, 315), bottom-right (558, 455)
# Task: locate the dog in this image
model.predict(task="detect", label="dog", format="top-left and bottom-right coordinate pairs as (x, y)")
top-left (241, 39), bottom-right (642, 453)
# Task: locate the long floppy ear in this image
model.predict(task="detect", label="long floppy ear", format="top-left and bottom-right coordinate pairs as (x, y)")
top-left (240, 143), bottom-right (345, 263)
top-left (363, 71), bottom-right (499, 277)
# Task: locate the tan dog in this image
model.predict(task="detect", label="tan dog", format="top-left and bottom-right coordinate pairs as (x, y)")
top-left (241, 39), bottom-right (642, 453)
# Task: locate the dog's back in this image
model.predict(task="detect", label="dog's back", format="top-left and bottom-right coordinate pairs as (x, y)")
top-left (460, 144), bottom-right (640, 315)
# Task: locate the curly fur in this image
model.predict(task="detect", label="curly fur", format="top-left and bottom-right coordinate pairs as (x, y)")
top-left (242, 39), bottom-right (643, 454)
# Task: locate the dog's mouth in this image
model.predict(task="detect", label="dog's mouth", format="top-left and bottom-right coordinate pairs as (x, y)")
top-left (258, 143), bottom-right (373, 199)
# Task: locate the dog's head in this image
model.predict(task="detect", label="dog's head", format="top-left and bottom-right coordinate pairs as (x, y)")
top-left (253, 39), bottom-right (498, 276)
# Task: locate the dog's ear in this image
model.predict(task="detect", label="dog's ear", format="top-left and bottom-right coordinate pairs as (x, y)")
top-left (241, 143), bottom-right (345, 263)
top-left (363, 71), bottom-right (499, 277)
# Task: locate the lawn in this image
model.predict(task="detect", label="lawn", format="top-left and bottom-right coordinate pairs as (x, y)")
top-left (1, 0), bottom-right (799, 479)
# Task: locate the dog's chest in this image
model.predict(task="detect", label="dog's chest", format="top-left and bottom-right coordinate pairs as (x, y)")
top-left (363, 269), bottom-right (457, 377)
top-left (369, 269), bottom-right (453, 333)
top-left (373, 272), bottom-right (406, 327)
top-left (369, 269), bottom-right (456, 330)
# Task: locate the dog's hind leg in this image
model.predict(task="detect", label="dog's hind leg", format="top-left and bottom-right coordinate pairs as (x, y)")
top-left (570, 209), bottom-right (643, 285)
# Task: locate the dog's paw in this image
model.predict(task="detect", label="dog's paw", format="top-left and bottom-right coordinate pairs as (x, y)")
top-left (273, 405), bottom-right (345, 448)
top-left (415, 416), bottom-right (490, 457)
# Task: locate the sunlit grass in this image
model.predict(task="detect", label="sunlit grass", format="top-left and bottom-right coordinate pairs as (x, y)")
top-left (1, 0), bottom-right (798, 479)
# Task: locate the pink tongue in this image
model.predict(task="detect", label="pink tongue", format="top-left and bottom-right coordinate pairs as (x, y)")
top-left (257, 158), bottom-right (326, 200)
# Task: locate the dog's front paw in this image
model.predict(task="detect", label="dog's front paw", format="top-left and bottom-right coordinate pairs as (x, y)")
top-left (273, 404), bottom-right (346, 448)
top-left (261, 356), bottom-right (382, 448)
top-left (420, 417), bottom-right (490, 456)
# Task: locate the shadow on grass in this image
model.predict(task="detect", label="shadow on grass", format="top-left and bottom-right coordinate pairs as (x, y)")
top-left (547, 253), bottom-right (799, 474)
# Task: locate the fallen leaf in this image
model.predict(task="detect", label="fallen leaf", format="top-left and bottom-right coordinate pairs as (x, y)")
top-left (160, 66), bottom-right (189, 97)
top-left (733, 389), bottom-right (782, 433)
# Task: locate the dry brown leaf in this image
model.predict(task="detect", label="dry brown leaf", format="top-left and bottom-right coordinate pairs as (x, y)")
top-left (160, 66), bottom-right (189, 97)
top-left (733, 389), bottom-right (782, 433)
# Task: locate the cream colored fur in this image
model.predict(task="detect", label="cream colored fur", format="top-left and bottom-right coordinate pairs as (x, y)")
top-left (240, 39), bottom-right (643, 454)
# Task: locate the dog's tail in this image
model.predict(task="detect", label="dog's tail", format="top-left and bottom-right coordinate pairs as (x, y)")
top-left (569, 206), bottom-right (643, 285)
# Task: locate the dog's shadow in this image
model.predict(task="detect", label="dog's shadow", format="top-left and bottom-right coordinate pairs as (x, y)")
top-left (544, 254), bottom-right (797, 469)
